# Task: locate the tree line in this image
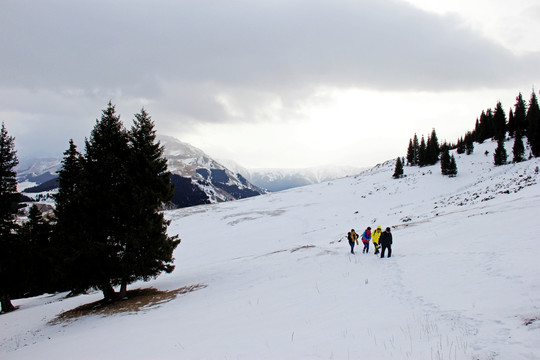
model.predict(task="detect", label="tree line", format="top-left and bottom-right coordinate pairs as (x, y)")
top-left (0, 103), bottom-right (180, 313)
top-left (393, 90), bottom-right (540, 178)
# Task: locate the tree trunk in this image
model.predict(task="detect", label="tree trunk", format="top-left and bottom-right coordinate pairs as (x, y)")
top-left (118, 279), bottom-right (128, 299)
top-left (100, 282), bottom-right (117, 301)
top-left (1, 295), bottom-right (16, 313)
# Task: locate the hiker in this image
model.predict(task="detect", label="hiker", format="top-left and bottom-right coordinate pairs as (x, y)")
top-left (347, 229), bottom-right (359, 254)
top-left (380, 227), bottom-right (393, 258)
top-left (361, 227), bottom-right (371, 254)
top-left (372, 226), bottom-right (382, 254)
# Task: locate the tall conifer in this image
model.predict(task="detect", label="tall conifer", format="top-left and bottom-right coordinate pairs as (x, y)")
top-left (117, 109), bottom-right (180, 297)
top-left (526, 91), bottom-right (540, 157)
top-left (493, 139), bottom-right (508, 166)
top-left (514, 93), bottom-right (527, 135)
top-left (492, 101), bottom-right (507, 142)
top-left (0, 123), bottom-right (20, 313)
top-left (512, 128), bottom-right (525, 163)
top-left (393, 157), bottom-right (404, 178)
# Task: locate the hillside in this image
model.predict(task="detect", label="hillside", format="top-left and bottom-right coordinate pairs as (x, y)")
top-left (2, 139), bottom-right (540, 359)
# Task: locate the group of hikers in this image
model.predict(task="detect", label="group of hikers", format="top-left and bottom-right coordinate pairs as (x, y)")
top-left (347, 226), bottom-right (393, 258)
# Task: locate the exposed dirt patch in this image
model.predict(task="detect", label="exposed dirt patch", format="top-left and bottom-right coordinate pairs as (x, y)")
top-left (290, 245), bottom-right (316, 253)
top-left (49, 284), bottom-right (207, 325)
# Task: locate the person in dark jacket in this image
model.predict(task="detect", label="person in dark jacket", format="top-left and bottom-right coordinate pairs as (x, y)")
top-left (347, 229), bottom-right (359, 254)
top-left (380, 227), bottom-right (393, 258)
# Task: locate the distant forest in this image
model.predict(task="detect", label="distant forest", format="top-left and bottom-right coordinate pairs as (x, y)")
top-left (393, 90), bottom-right (540, 178)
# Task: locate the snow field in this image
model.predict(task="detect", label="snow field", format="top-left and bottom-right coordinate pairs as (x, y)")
top-left (2, 139), bottom-right (540, 359)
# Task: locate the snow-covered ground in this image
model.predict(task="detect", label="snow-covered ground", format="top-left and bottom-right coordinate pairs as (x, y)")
top-left (2, 139), bottom-right (540, 359)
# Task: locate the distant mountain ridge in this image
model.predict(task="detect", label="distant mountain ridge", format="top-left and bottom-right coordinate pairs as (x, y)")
top-left (16, 135), bottom-right (265, 208)
top-left (16, 135), bottom-right (361, 206)
top-left (219, 159), bottom-right (363, 192)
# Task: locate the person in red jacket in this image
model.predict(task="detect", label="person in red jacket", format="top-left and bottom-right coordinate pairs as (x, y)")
top-left (361, 227), bottom-right (371, 254)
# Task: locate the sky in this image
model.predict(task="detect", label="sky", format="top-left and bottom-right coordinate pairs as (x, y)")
top-left (1, 0), bottom-right (540, 169)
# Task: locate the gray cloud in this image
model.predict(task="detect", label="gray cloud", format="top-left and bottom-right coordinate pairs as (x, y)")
top-left (1, 0), bottom-right (539, 159)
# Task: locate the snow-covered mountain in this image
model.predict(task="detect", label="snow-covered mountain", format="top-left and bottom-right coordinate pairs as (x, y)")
top-left (219, 158), bottom-right (363, 191)
top-left (4, 138), bottom-right (540, 359)
top-left (157, 135), bottom-right (264, 206)
top-left (16, 135), bottom-right (265, 208)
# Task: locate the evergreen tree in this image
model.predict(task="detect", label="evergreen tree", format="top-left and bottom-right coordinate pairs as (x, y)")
top-left (52, 140), bottom-right (87, 294)
top-left (473, 118), bottom-right (481, 143)
top-left (53, 104), bottom-right (181, 301)
top-left (412, 134), bottom-right (419, 165)
top-left (456, 137), bottom-right (465, 154)
top-left (425, 129), bottom-right (440, 165)
top-left (512, 127), bottom-right (525, 163)
top-left (406, 139), bottom-right (414, 166)
top-left (79, 102), bottom-right (132, 300)
top-left (493, 139), bottom-right (508, 166)
top-left (18, 205), bottom-right (54, 296)
top-left (117, 108), bottom-right (180, 297)
top-left (393, 157), bottom-right (404, 178)
top-left (492, 101), bottom-right (507, 142)
top-left (464, 132), bottom-right (474, 155)
top-left (514, 93), bottom-right (527, 135)
top-left (477, 110), bottom-right (490, 142)
top-left (418, 136), bottom-right (427, 167)
top-left (526, 91), bottom-right (540, 157)
top-left (447, 154), bottom-right (458, 177)
top-left (0, 123), bottom-right (20, 313)
top-left (507, 109), bottom-right (516, 138)
top-left (440, 147), bottom-right (451, 175)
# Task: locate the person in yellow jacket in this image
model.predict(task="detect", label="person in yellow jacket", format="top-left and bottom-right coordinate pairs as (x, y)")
top-left (372, 226), bottom-right (383, 254)
top-left (347, 229), bottom-right (359, 254)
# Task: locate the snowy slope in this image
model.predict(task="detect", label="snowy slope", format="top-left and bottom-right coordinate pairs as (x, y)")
top-left (2, 139), bottom-right (540, 359)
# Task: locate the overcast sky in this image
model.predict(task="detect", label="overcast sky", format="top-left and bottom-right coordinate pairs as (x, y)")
top-left (2, 0), bottom-right (540, 169)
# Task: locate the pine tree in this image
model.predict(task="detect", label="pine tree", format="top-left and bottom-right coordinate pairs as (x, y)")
top-left (512, 127), bottom-right (525, 163)
top-left (464, 132), bottom-right (474, 155)
top-left (116, 108), bottom-right (180, 297)
top-left (406, 139), bottom-right (414, 166)
top-left (426, 129), bottom-right (440, 165)
top-left (53, 139), bottom-right (87, 294)
top-left (440, 147), bottom-right (450, 175)
top-left (514, 93), bottom-right (527, 135)
top-left (80, 102), bottom-right (132, 300)
top-left (418, 136), bottom-right (427, 167)
top-left (507, 109), bottom-right (516, 138)
top-left (447, 154), bottom-right (458, 177)
top-left (493, 139), bottom-right (508, 166)
top-left (393, 157), bottom-right (404, 178)
top-left (477, 110), bottom-right (491, 142)
top-left (526, 91), bottom-right (540, 157)
top-left (18, 205), bottom-right (54, 296)
top-left (473, 118), bottom-right (481, 143)
top-left (456, 137), bottom-right (465, 154)
top-left (412, 134), bottom-right (419, 165)
top-left (53, 104), bottom-right (181, 301)
top-left (492, 101), bottom-right (507, 142)
top-left (0, 123), bottom-right (21, 313)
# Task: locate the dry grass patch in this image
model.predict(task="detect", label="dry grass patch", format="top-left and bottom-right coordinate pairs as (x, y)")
top-left (49, 284), bottom-right (207, 325)
top-left (290, 245), bottom-right (315, 252)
